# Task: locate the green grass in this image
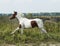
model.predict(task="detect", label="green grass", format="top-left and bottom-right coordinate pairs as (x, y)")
top-left (0, 15), bottom-right (60, 44)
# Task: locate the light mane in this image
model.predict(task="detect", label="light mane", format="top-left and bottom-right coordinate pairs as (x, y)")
top-left (16, 13), bottom-right (25, 18)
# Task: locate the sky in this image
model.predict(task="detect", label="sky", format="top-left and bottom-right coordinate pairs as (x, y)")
top-left (0, 0), bottom-right (60, 13)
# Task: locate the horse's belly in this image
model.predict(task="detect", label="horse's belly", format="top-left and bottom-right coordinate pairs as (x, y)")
top-left (24, 21), bottom-right (31, 28)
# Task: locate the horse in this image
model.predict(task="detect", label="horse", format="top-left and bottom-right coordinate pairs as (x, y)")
top-left (10, 11), bottom-right (47, 34)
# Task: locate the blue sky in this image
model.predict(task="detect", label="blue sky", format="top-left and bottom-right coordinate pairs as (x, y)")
top-left (0, 0), bottom-right (60, 13)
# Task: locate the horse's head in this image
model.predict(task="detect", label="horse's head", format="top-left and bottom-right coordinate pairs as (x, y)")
top-left (10, 11), bottom-right (25, 20)
top-left (10, 11), bottom-right (17, 19)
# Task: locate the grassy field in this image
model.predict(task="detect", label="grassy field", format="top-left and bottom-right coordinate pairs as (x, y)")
top-left (0, 15), bottom-right (60, 46)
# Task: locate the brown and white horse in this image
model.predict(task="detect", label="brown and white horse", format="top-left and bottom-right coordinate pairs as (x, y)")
top-left (10, 11), bottom-right (47, 34)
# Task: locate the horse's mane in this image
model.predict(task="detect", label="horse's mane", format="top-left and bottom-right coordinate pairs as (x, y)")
top-left (17, 12), bottom-right (25, 18)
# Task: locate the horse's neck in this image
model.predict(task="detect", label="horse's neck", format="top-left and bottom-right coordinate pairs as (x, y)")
top-left (16, 17), bottom-right (28, 22)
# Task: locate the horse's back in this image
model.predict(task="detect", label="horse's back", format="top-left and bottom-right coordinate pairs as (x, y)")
top-left (32, 18), bottom-right (43, 23)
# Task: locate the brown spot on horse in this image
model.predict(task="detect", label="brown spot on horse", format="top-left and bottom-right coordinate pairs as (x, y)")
top-left (31, 21), bottom-right (38, 28)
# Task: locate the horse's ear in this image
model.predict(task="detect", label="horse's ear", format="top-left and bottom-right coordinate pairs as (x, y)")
top-left (14, 11), bottom-right (17, 14)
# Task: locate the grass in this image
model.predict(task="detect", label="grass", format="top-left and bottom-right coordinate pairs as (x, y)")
top-left (0, 15), bottom-right (60, 45)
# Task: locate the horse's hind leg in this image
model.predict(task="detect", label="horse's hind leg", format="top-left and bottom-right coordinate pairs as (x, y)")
top-left (37, 20), bottom-right (47, 34)
top-left (40, 27), bottom-right (47, 34)
top-left (41, 27), bottom-right (52, 38)
top-left (37, 20), bottom-right (52, 38)
top-left (38, 24), bottom-right (47, 34)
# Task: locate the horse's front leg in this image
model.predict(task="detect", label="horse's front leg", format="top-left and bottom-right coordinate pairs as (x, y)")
top-left (19, 24), bottom-right (24, 35)
top-left (11, 27), bottom-right (19, 34)
top-left (20, 28), bottom-right (24, 35)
